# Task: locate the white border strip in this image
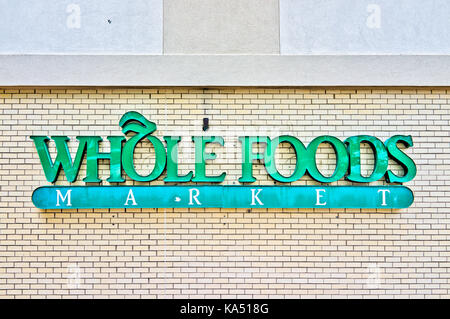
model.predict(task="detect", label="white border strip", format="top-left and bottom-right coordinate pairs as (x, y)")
top-left (1, 55), bottom-right (450, 86)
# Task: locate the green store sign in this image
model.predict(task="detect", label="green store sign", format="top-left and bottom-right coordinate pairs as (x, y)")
top-left (31, 112), bottom-right (416, 210)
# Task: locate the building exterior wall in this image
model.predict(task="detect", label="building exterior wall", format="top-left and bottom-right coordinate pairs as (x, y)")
top-left (1, 86), bottom-right (449, 298)
top-left (2, 0), bottom-right (450, 55)
top-left (2, 1), bottom-right (450, 87)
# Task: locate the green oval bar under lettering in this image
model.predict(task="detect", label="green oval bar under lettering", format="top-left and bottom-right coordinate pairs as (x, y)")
top-left (31, 185), bottom-right (414, 210)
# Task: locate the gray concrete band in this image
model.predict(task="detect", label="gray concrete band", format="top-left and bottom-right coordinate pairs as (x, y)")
top-left (1, 55), bottom-right (450, 87)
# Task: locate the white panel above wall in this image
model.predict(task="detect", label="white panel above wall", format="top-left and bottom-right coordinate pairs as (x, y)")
top-left (0, 0), bottom-right (162, 54)
top-left (2, 55), bottom-right (450, 86)
top-left (280, 0), bottom-right (450, 54)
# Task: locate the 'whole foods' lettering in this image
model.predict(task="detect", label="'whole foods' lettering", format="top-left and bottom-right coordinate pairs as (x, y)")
top-left (31, 111), bottom-right (416, 185)
top-left (30, 111), bottom-right (416, 209)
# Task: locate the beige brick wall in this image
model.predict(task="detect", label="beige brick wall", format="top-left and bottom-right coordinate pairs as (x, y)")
top-left (0, 87), bottom-right (449, 298)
